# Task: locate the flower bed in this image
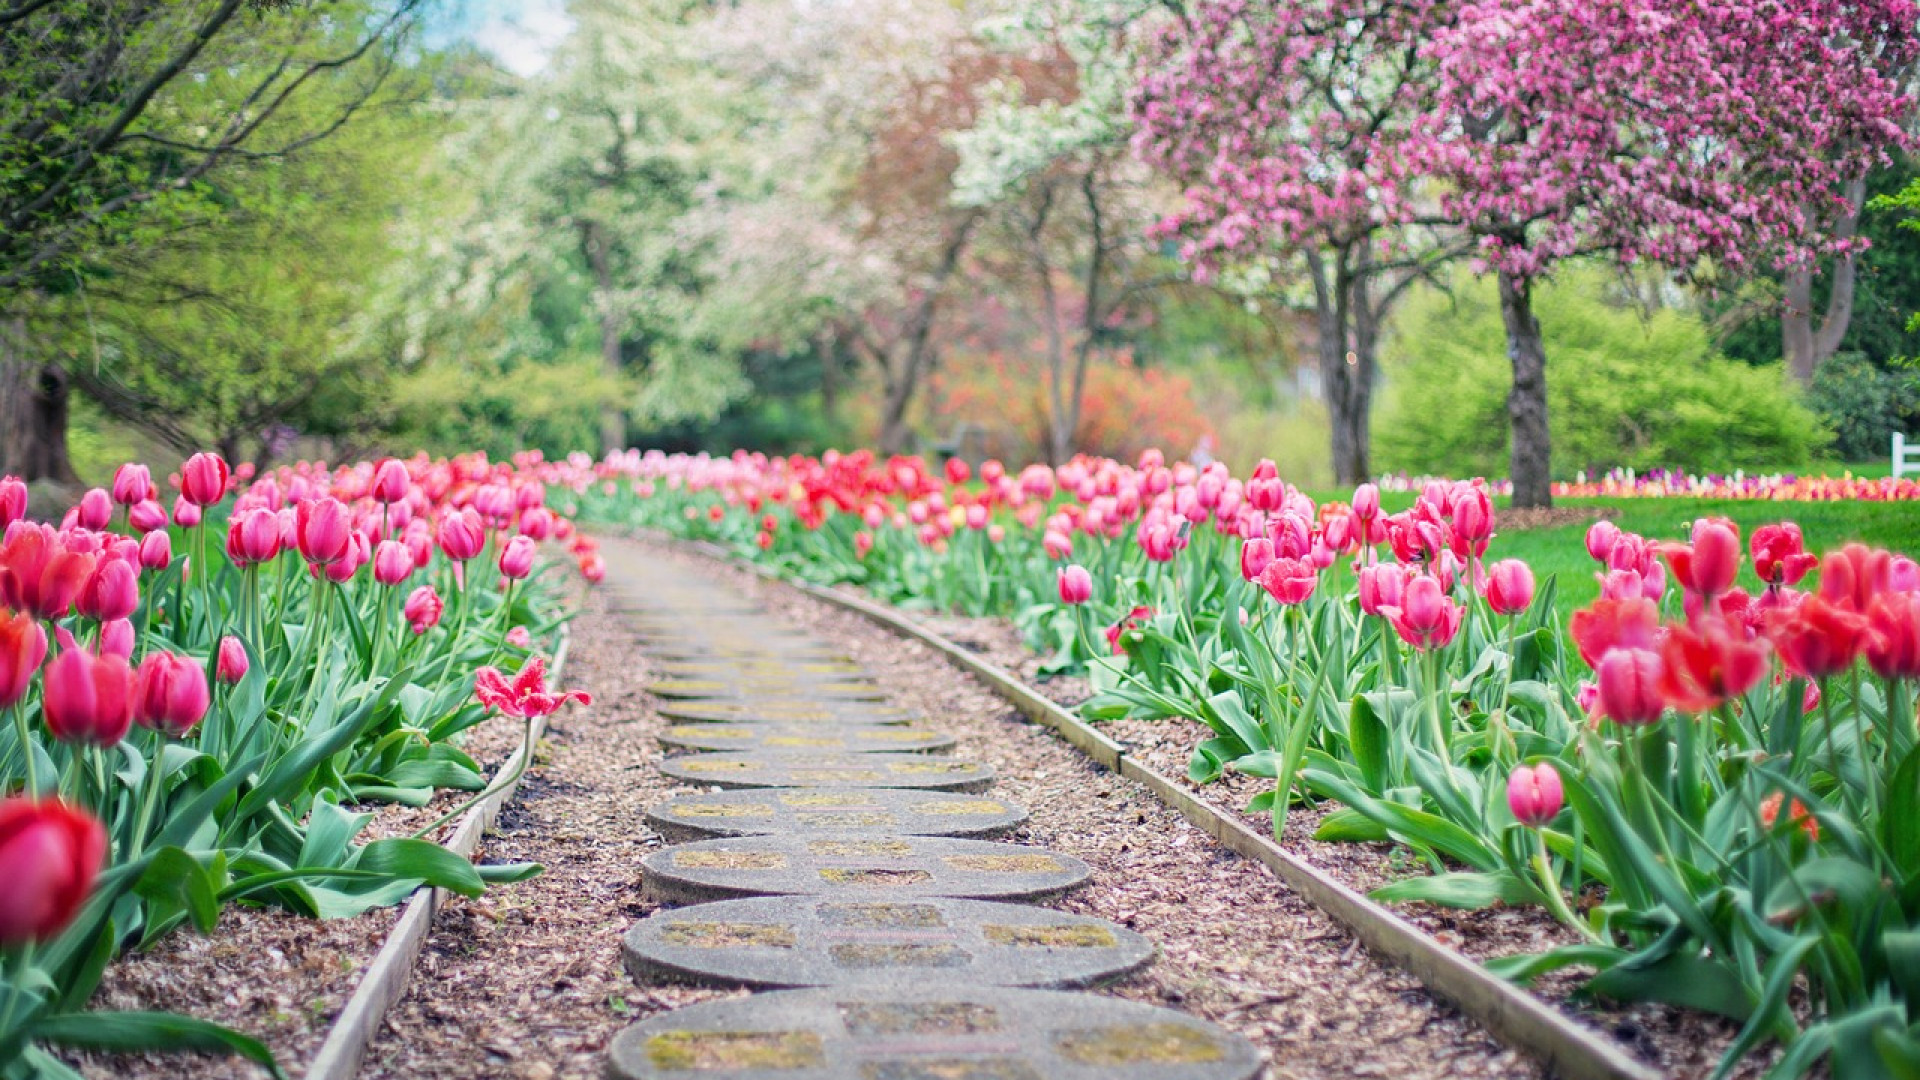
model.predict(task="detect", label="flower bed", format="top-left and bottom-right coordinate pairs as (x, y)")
top-left (563, 447), bottom-right (1920, 1080)
top-left (1, 451), bottom-right (595, 1076)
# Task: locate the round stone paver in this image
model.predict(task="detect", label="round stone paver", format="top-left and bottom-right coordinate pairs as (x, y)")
top-left (650, 677), bottom-right (887, 701)
top-left (659, 699), bottom-right (916, 725)
top-left (605, 985), bottom-right (1264, 1080)
top-left (642, 643), bottom-right (855, 664)
top-left (659, 752), bottom-right (994, 792)
top-left (640, 834), bottom-right (1091, 903)
top-left (645, 788), bottom-right (1028, 842)
top-left (623, 896), bottom-right (1152, 990)
top-left (655, 660), bottom-right (869, 680)
top-left (660, 723), bottom-right (955, 756)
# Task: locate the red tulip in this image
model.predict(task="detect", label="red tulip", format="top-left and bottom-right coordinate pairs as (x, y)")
top-left (1769, 595), bottom-right (1868, 678)
top-left (41, 646), bottom-right (133, 746)
top-left (1568, 596), bottom-right (1662, 668)
top-left (1657, 619), bottom-right (1769, 713)
top-left (404, 586), bottom-right (443, 635)
top-left (1383, 574), bottom-right (1463, 651)
top-left (1506, 762), bottom-right (1563, 827)
top-left (1057, 564), bottom-right (1092, 605)
top-left (498, 535), bottom-right (537, 580)
top-left (0, 796), bottom-right (106, 945)
top-left (0, 609), bottom-right (48, 709)
top-left (577, 554), bottom-right (605, 584)
top-left (1751, 523), bottom-right (1816, 587)
top-left (131, 652), bottom-right (210, 738)
top-left (437, 509), bottom-right (485, 562)
top-left (1864, 593), bottom-right (1920, 681)
top-left (1484, 559), bottom-right (1535, 616)
top-left (0, 477), bottom-right (26, 530)
top-left (370, 458), bottom-right (411, 504)
top-left (1818, 544), bottom-right (1893, 613)
top-left (0, 525), bottom-right (98, 620)
top-left (76, 558), bottom-right (138, 622)
top-left (111, 463), bottom-right (154, 506)
top-left (216, 636), bottom-right (249, 685)
top-left (179, 452), bottom-right (230, 507)
top-left (1258, 557), bottom-right (1318, 606)
top-left (1105, 605), bottom-right (1153, 655)
top-left (1596, 648), bottom-right (1665, 726)
top-left (296, 498), bottom-right (351, 565)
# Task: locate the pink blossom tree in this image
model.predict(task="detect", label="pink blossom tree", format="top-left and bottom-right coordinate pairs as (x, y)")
top-left (1134, 0), bottom-right (1916, 505)
top-left (1130, 0), bottom-right (1461, 487)
top-left (1421, 0), bottom-right (1916, 506)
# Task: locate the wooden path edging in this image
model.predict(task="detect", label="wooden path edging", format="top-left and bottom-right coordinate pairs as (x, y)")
top-left (681, 537), bottom-right (1660, 1080)
top-left (303, 625), bottom-right (573, 1080)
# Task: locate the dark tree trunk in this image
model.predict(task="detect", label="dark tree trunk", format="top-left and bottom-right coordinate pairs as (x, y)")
top-left (1307, 248), bottom-right (1374, 486)
top-left (0, 315), bottom-right (78, 484)
top-left (1782, 175), bottom-right (1866, 386)
top-left (1498, 270), bottom-right (1552, 509)
top-left (876, 213), bottom-right (978, 456)
top-left (816, 329), bottom-right (838, 419)
top-left (579, 219), bottom-right (625, 455)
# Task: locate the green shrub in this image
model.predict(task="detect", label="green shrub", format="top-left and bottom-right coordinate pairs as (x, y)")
top-left (1377, 267), bottom-right (1831, 477)
top-left (1805, 351), bottom-right (1920, 461)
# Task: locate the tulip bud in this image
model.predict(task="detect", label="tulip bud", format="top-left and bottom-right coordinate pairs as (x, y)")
top-left (372, 540), bottom-right (414, 587)
top-left (42, 646), bottom-right (133, 746)
top-left (225, 506), bottom-right (282, 566)
top-left (1596, 648), bottom-right (1665, 726)
top-left (0, 477), bottom-right (27, 530)
top-left (404, 585), bottom-right (443, 634)
top-left (111, 463), bottom-right (153, 506)
top-left (1357, 562), bottom-right (1407, 616)
top-left (179, 452), bottom-right (230, 507)
top-left (216, 635), bottom-right (249, 685)
top-left (171, 495), bottom-right (201, 529)
top-left (1352, 482), bottom-right (1380, 521)
top-left (0, 609), bottom-right (48, 709)
top-left (1506, 762), bottom-right (1564, 827)
top-left (437, 509), bottom-right (485, 562)
top-left (1585, 520), bottom-right (1620, 564)
top-left (1484, 559), bottom-right (1535, 616)
top-left (323, 531), bottom-right (370, 584)
top-left (1240, 537), bottom-right (1276, 582)
top-left (127, 499), bottom-right (167, 535)
top-left (1057, 564), bottom-right (1093, 605)
top-left (498, 535), bottom-right (537, 580)
top-left (296, 498), bottom-right (351, 565)
top-left (0, 796), bottom-right (107, 945)
top-left (75, 488), bottom-right (112, 530)
top-left (131, 652), bottom-right (210, 738)
top-left (505, 625), bottom-right (532, 649)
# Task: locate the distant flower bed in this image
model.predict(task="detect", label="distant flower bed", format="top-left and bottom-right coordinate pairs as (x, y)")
top-left (1371, 468), bottom-right (1920, 502)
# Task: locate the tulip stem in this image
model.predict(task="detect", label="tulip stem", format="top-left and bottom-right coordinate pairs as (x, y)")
top-left (1529, 834), bottom-right (1599, 942)
top-left (0, 941), bottom-right (38, 1039)
top-left (129, 738), bottom-right (168, 860)
top-left (410, 712), bottom-right (533, 840)
top-left (10, 703), bottom-right (36, 798)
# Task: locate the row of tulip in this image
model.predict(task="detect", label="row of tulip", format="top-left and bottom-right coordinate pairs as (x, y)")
top-left (1, 451), bottom-right (595, 1076)
top-left (562, 447), bottom-right (1920, 1080)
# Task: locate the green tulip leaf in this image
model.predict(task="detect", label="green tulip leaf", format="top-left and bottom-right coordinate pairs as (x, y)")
top-left (33, 1011), bottom-right (285, 1080)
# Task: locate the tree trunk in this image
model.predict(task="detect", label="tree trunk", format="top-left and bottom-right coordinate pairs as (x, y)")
top-left (876, 213), bottom-right (978, 456)
top-left (1498, 270), bottom-right (1552, 509)
top-left (579, 219), bottom-right (625, 455)
top-left (0, 316), bottom-right (78, 485)
top-left (1782, 175), bottom-right (1866, 386)
top-left (816, 329), bottom-right (838, 420)
top-left (1307, 249), bottom-right (1372, 486)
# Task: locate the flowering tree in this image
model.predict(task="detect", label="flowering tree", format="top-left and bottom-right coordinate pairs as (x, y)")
top-left (1131, 0), bottom-right (1458, 487)
top-left (1421, 0), bottom-right (1917, 506)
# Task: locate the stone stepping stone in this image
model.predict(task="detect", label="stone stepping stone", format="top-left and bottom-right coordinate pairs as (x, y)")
top-left (659, 700), bottom-right (916, 725)
top-left (659, 752), bottom-right (993, 792)
top-left (641, 834), bottom-right (1090, 904)
top-left (660, 723), bottom-right (954, 756)
top-left (646, 788), bottom-right (1028, 842)
top-left (623, 896), bottom-right (1152, 990)
top-left (650, 678), bottom-right (887, 702)
top-left (605, 985), bottom-right (1263, 1080)
top-left (644, 644), bottom-right (854, 664)
top-left (655, 660), bottom-right (869, 680)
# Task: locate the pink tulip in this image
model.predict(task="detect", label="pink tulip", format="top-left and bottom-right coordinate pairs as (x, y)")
top-left (370, 458), bottom-right (411, 504)
top-left (75, 488), bottom-right (112, 530)
top-left (225, 507), bottom-right (282, 566)
top-left (137, 530), bottom-right (171, 572)
top-left (323, 531), bottom-right (370, 584)
top-left (1585, 520), bottom-right (1621, 563)
top-left (1352, 482), bottom-right (1380, 522)
top-left (1042, 529), bottom-right (1073, 560)
top-left (0, 477), bottom-right (27, 530)
top-left (127, 499), bottom-right (168, 534)
top-left (296, 498), bottom-right (351, 565)
top-left (1506, 762), bottom-right (1564, 827)
top-left (1357, 562), bottom-right (1407, 616)
top-left (1383, 574), bottom-right (1463, 651)
top-left (437, 509), bottom-right (485, 562)
top-left (1240, 537), bottom-right (1275, 582)
top-left (1258, 557), bottom-right (1317, 605)
top-left (111, 463), bottom-right (153, 506)
top-left (97, 619), bottom-right (134, 661)
top-left (131, 652), bottom-right (210, 738)
top-left (498, 535), bottom-right (537, 580)
top-left (179, 452), bottom-right (230, 507)
top-left (76, 558), bottom-right (138, 623)
top-left (42, 646), bottom-right (133, 746)
top-left (171, 495), bottom-right (201, 529)
top-left (1057, 564), bottom-right (1093, 605)
top-left (373, 540), bottom-right (414, 587)
top-left (505, 626), bottom-right (532, 649)
top-left (404, 586), bottom-right (443, 634)
top-left (0, 525), bottom-right (98, 621)
top-left (1597, 648), bottom-right (1665, 726)
top-left (216, 636), bottom-right (249, 685)
top-left (1484, 559), bottom-right (1535, 615)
